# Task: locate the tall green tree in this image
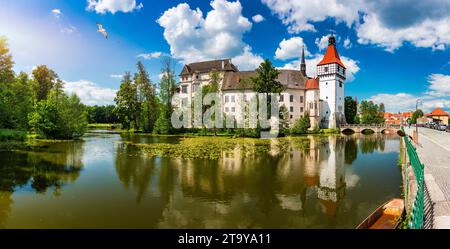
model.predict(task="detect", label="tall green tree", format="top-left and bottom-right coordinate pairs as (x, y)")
top-left (0, 37), bottom-right (15, 128)
top-left (154, 57), bottom-right (176, 134)
top-left (114, 72), bottom-right (138, 130)
top-left (344, 96), bottom-right (357, 124)
top-left (10, 72), bottom-right (33, 129)
top-left (134, 61), bottom-right (159, 132)
top-left (411, 109), bottom-right (424, 124)
top-left (360, 100), bottom-right (384, 124)
top-left (251, 59), bottom-right (285, 110)
top-left (379, 103), bottom-right (385, 113)
top-left (32, 65), bottom-right (58, 102)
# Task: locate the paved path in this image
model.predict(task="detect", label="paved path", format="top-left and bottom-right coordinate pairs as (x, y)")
top-left (405, 127), bottom-right (450, 228)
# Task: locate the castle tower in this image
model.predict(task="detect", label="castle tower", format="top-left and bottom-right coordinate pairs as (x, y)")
top-left (317, 33), bottom-right (346, 129)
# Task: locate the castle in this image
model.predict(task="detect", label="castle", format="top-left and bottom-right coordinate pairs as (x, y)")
top-left (178, 33), bottom-right (347, 129)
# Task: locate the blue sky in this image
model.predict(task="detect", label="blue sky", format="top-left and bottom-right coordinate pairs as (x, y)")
top-left (0, 0), bottom-right (449, 112)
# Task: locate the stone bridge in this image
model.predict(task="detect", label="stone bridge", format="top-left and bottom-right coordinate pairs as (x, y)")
top-left (340, 124), bottom-right (403, 135)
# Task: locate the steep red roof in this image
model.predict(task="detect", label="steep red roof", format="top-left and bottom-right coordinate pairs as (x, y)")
top-left (305, 78), bottom-right (319, 90)
top-left (427, 108), bottom-right (449, 117)
top-left (317, 44), bottom-right (346, 68)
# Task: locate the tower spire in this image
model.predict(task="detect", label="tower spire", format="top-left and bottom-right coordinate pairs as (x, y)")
top-left (300, 45), bottom-right (306, 76)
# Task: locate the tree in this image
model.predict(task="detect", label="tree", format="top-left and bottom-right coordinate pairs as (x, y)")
top-left (360, 100), bottom-right (384, 124)
top-left (279, 105), bottom-right (290, 134)
top-left (0, 37), bottom-right (14, 85)
top-left (379, 103), bottom-right (385, 113)
top-left (251, 59), bottom-right (285, 116)
top-left (32, 65), bottom-right (58, 102)
top-left (344, 96), bottom-right (357, 124)
top-left (154, 57), bottom-right (176, 134)
top-left (87, 105), bottom-right (119, 124)
top-left (10, 72), bottom-right (33, 129)
top-left (291, 112), bottom-right (311, 135)
top-left (29, 90), bottom-right (88, 139)
top-left (134, 61), bottom-right (159, 132)
top-left (411, 109), bottom-right (424, 124)
top-left (114, 72), bottom-right (138, 130)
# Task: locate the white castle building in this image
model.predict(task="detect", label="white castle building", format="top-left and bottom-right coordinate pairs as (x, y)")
top-left (177, 33), bottom-right (346, 129)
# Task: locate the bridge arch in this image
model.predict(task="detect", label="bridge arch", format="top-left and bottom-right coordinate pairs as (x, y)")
top-left (360, 128), bottom-right (375, 134)
top-left (342, 128), bottom-right (355, 134)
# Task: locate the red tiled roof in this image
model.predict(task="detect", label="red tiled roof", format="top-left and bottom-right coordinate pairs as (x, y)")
top-left (305, 78), bottom-right (319, 90)
top-left (317, 44), bottom-right (346, 68)
top-left (426, 108), bottom-right (449, 117)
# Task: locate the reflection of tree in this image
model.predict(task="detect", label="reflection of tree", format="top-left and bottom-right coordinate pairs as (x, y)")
top-left (360, 135), bottom-right (386, 154)
top-left (115, 143), bottom-right (155, 203)
top-left (0, 192), bottom-right (12, 228)
top-left (344, 137), bottom-right (358, 164)
top-left (0, 141), bottom-right (83, 194)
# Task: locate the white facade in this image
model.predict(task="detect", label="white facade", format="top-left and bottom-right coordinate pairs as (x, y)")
top-left (318, 64), bottom-right (346, 129)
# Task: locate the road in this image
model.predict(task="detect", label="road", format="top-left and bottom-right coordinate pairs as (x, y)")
top-left (405, 127), bottom-right (450, 228)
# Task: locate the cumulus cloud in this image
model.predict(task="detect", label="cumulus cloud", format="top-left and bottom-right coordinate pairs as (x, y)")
top-left (281, 53), bottom-right (360, 81)
top-left (369, 73), bottom-right (450, 112)
top-left (252, 14), bottom-right (265, 23)
top-left (64, 80), bottom-right (117, 106)
top-left (157, 0), bottom-right (262, 71)
top-left (315, 35), bottom-right (329, 51)
top-left (87, 0), bottom-right (143, 14)
top-left (231, 45), bottom-right (264, 70)
top-left (137, 52), bottom-right (166, 60)
top-left (262, 0), bottom-right (450, 51)
top-left (52, 9), bottom-right (62, 18)
top-left (275, 37), bottom-right (310, 60)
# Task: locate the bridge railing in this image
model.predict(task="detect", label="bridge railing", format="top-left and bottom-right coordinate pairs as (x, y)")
top-left (402, 127), bottom-right (424, 229)
top-left (340, 124), bottom-right (401, 128)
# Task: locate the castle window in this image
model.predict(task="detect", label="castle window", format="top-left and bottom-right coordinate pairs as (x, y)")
top-left (290, 95), bottom-right (294, 102)
top-left (290, 106), bottom-right (294, 112)
top-left (314, 103), bottom-right (318, 110)
top-left (290, 115), bottom-right (293, 119)
top-left (225, 107), bottom-right (229, 112)
top-left (231, 95), bottom-right (235, 103)
top-left (225, 96), bottom-right (229, 103)
top-left (181, 85), bottom-right (188, 94)
top-left (325, 67), bottom-right (328, 72)
top-left (300, 107), bottom-right (304, 113)
top-left (300, 96), bottom-right (304, 103)
top-left (280, 94), bottom-right (284, 102)
top-left (339, 82), bottom-right (343, 88)
top-left (231, 107), bottom-right (236, 112)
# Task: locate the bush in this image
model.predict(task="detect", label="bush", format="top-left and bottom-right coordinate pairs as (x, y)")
top-left (291, 113), bottom-right (311, 135)
top-left (0, 129), bottom-right (26, 141)
top-left (29, 90), bottom-right (88, 139)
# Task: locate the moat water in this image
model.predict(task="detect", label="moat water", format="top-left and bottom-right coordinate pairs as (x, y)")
top-left (0, 131), bottom-right (401, 228)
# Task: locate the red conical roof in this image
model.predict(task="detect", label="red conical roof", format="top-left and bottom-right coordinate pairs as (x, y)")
top-left (306, 78), bottom-right (319, 90)
top-left (317, 43), bottom-right (346, 68)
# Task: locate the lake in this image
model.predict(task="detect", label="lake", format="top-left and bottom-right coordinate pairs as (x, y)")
top-left (0, 131), bottom-right (402, 228)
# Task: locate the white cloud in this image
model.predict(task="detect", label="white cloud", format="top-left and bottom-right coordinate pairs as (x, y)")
top-left (87, 0), bottom-right (143, 14)
top-left (281, 53), bottom-right (360, 81)
top-left (137, 52), bottom-right (166, 60)
top-left (275, 37), bottom-right (310, 60)
top-left (252, 14), bottom-right (265, 23)
top-left (343, 37), bottom-right (352, 49)
top-left (52, 9), bottom-right (62, 18)
top-left (369, 73), bottom-right (450, 113)
top-left (64, 80), bottom-right (117, 106)
top-left (157, 0), bottom-right (262, 71)
top-left (315, 35), bottom-right (329, 51)
top-left (261, 0), bottom-right (360, 33)
top-left (262, 0), bottom-right (450, 51)
top-left (110, 74), bottom-right (123, 79)
top-left (426, 74), bottom-right (450, 97)
top-left (231, 45), bottom-right (264, 71)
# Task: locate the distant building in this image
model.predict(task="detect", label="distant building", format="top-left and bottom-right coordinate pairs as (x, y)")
top-left (177, 33), bottom-right (347, 129)
top-left (383, 112), bottom-right (412, 125)
top-left (426, 108), bottom-right (449, 125)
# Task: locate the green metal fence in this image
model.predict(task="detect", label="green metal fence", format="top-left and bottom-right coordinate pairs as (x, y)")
top-left (403, 129), bottom-right (425, 229)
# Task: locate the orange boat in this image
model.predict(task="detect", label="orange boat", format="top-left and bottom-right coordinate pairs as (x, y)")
top-left (356, 199), bottom-right (405, 229)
